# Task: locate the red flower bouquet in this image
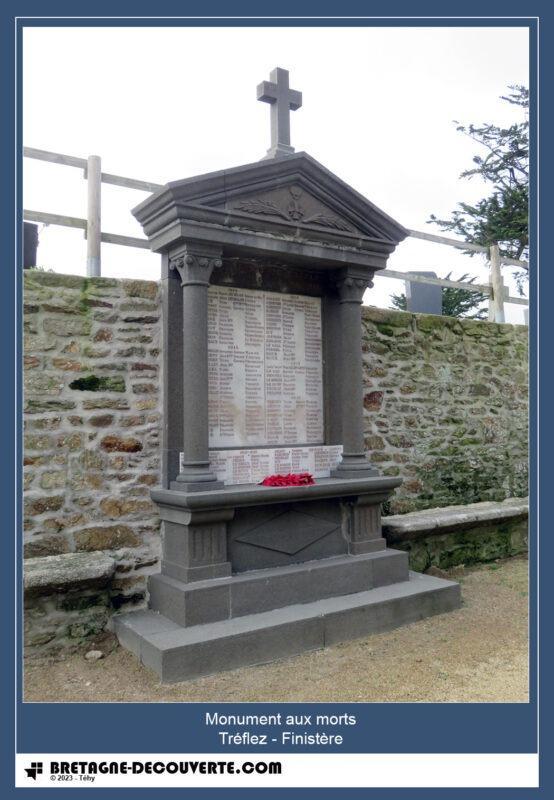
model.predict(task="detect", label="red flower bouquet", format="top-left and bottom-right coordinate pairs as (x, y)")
top-left (259, 472), bottom-right (315, 487)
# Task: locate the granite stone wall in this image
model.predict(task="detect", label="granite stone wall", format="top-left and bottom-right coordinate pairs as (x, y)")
top-left (23, 271), bottom-right (162, 617)
top-left (23, 272), bottom-right (528, 633)
top-left (361, 307), bottom-right (528, 514)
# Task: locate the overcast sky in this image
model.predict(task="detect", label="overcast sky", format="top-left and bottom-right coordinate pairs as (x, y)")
top-left (23, 25), bottom-right (529, 321)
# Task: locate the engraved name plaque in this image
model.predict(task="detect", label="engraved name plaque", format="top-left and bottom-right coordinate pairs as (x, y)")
top-left (207, 286), bottom-right (324, 448)
top-left (180, 445), bottom-right (343, 487)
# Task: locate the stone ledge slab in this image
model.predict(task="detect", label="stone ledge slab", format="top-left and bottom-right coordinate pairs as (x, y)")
top-left (382, 497), bottom-right (528, 542)
top-left (24, 552), bottom-right (116, 598)
top-left (151, 475), bottom-right (403, 512)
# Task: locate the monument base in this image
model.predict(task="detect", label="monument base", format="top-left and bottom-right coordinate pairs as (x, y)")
top-left (114, 477), bottom-right (461, 682)
top-left (114, 569), bottom-right (460, 683)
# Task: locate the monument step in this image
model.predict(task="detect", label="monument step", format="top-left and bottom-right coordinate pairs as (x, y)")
top-left (114, 571), bottom-right (461, 683)
top-left (149, 549), bottom-right (409, 627)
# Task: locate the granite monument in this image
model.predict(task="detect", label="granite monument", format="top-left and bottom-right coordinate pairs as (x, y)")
top-left (115, 68), bottom-right (461, 682)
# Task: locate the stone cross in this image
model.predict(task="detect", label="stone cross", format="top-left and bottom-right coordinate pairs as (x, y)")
top-left (257, 67), bottom-right (302, 159)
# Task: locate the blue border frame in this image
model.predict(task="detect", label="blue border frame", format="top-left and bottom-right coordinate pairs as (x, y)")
top-left (2, 3), bottom-right (549, 797)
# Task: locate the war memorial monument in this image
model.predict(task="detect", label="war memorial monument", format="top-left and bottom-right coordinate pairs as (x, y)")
top-left (114, 68), bottom-right (461, 682)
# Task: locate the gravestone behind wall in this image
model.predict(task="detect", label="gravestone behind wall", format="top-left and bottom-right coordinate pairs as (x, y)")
top-left (406, 271), bottom-right (442, 315)
top-left (24, 222), bottom-right (38, 269)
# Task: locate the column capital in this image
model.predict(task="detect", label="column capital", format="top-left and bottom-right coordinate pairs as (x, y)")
top-left (169, 243), bottom-right (223, 287)
top-left (336, 269), bottom-right (375, 303)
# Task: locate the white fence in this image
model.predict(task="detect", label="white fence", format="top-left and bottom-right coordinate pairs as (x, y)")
top-left (23, 147), bottom-right (529, 323)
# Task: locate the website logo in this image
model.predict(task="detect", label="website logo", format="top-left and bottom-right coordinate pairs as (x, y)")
top-left (24, 761), bottom-right (43, 780)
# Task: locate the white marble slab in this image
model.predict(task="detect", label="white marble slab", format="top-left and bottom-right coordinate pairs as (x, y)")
top-left (207, 444), bottom-right (343, 486)
top-left (207, 286), bottom-right (324, 448)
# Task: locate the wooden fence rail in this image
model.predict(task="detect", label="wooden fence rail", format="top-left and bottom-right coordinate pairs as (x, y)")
top-left (23, 147), bottom-right (164, 193)
top-left (23, 147), bottom-right (529, 318)
top-left (22, 209), bottom-right (151, 250)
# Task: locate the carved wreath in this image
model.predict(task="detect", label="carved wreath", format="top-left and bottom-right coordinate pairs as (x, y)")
top-left (234, 189), bottom-right (352, 232)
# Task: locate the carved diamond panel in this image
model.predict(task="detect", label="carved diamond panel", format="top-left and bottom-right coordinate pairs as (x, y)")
top-left (235, 509), bottom-right (339, 555)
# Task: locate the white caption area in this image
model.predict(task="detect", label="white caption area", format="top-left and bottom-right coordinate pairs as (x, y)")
top-left (16, 753), bottom-right (539, 789)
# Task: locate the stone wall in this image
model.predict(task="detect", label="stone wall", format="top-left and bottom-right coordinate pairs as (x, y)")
top-left (23, 271), bottom-right (162, 623)
top-left (22, 272), bottom-right (528, 646)
top-left (361, 307), bottom-right (528, 514)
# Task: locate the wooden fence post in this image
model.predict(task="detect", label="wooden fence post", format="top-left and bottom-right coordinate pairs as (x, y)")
top-left (86, 155), bottom-right (102, 277)
top-left (488, 243), bottom-right (505, 323)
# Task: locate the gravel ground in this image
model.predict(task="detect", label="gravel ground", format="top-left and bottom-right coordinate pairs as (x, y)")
top-left (24, 556), bottom-right (529, 703)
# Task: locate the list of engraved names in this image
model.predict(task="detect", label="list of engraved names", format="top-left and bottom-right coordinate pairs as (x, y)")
top-left (208, 286), bottom-right (324, 448)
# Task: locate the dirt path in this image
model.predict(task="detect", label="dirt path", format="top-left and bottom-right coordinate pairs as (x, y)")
top-left (24, 556), bottom-right (529, 703)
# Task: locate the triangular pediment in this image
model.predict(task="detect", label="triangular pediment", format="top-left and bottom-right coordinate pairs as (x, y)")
top-left (216, 183), bottom-right (359, 234)
top-left (133, 152), bottom-right (409, 246)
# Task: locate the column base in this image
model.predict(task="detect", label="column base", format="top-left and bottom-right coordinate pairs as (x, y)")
top-left (331, 455), bottom-right (379, 479)
top-left (170, 479), bottom-right (225, 493)
top-left (171, 466), bottom-right (224, 493)
top-left (331, 466), bottom-right (380, 479)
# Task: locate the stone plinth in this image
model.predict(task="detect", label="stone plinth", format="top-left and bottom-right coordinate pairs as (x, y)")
top-left (115, 571), bottom-right (461, 682)
top-left (153, 475), bottom-right (397, 580)
top-left (115, 475), bottom-right (461, 681)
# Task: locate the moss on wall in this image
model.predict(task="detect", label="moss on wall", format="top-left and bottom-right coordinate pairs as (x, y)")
top-left (362, 307), bottom-right (528, 514)
top-left (387, 518), bottom-right (528, 573)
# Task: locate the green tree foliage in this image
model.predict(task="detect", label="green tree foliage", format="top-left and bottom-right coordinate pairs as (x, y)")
top-left (428, 85), bottom-right (529, 289)
top-left (390, 273), bottom-right (488, 319)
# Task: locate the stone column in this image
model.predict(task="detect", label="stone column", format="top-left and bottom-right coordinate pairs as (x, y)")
top-left (169, 243), bottom-right (224, 492)
top-left (160, 253), bottom-right (183, 488)
top-left (331, 269), bottom-right (378, 478)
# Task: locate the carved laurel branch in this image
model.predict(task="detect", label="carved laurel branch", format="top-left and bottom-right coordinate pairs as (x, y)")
top-left (235, 199), bottom-right (290, 220)
top-left (302, 213), bottom-right (352, 232)
top-left (234, 197), bottom-right (352, 232)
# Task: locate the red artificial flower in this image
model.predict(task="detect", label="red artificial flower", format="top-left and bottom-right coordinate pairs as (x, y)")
top-left (259, 472), bottom-right (315, 487)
